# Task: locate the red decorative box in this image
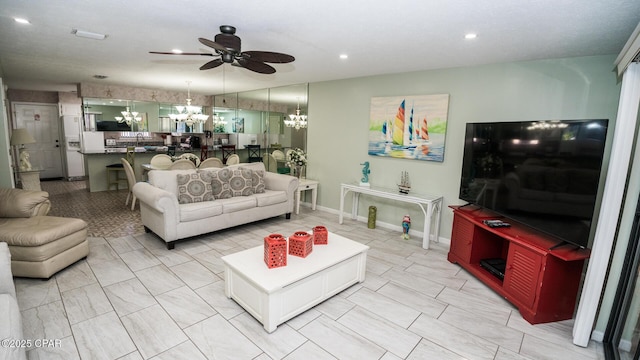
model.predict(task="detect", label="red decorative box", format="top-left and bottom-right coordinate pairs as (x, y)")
top-left (264, 233), bottom-right (287, 268)
top-left (289, 231), bottom-right (313, 258)
top-left (313, 226), bottom-right (328, 245)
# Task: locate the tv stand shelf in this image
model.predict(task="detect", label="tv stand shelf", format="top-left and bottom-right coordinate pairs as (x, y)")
top-left (447, 205), bottom-right (590, 324)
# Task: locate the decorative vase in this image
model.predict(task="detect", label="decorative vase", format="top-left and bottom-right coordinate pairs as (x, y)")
top-left (289, 231), bottom-right (313, 257)
top-left (294, 165), bottom-right (303, 179)
top-left (313, 226), bottom-right (328, 245)
top-left (264, 233), bottom-right (287, 268)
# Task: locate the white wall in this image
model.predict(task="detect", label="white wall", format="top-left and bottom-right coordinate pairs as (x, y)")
top-left (306, 55), bottom-right (620, 242)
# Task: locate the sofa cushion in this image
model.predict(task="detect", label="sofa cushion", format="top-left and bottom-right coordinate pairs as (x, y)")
top-left (0, 188), bottom-right (50, 218)
top-left (241, 167), bottom-right (265, 194)
top-left (229, 168), bottom-right (254, 197)
top-left (180, 201), bottom-right (223, 222)
top-left (177, 173), bottom-right (214, 204)
top-left (199, 168), bottom-right (233, 199)
top-left (149, 169), bottom-right (197, 197)
top-left (254, 190), bottom-right (287, 207)
top-left (220, 196), bottom-right (257, 213)
top-left (0, 216), bottom-right (87, 247)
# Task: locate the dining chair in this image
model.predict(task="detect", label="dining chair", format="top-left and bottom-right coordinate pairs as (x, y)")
top-left (272, 149), bottom-right (285, 161)
top-left (121, 158), bottom-right (137, 210)
top-left (199, 157), bottom-right (223, 168)
top-left (262, 153), bottom-right (278, 173)
top-left (247, 144), bottom-right (261, 162)
top-left (226, 154), bottom-right (240, 165)
top-left (169, 159), bottom-right (197, 169)
top-left (221, 144), bottom-right (236, 164)
top-left (150, 154), bottom-right (173, 169)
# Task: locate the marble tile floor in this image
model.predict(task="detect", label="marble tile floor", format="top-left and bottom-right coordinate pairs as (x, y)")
top-left (15, 180), bottom-right (605, 360)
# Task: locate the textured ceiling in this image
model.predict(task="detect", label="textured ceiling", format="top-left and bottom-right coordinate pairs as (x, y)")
top-left (0, 0), bottom-right (638, 96)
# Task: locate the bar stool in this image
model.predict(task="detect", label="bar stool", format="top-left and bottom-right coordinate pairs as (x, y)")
top-left (106, 163), bottom-right (127, 190)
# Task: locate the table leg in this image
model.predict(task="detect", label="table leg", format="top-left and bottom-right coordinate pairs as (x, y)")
top-left (339, 186), bottom-right (346, 224)
top-left (423, 202), bottom-right (434, 250)
top-left (311, 187), bottom-right (317, 210)
top-left (351, 193), bottom-right (360, 220)
top-left (433, 200), bottom-right (442, 244)
top-left (295, 189), bottom-right (302, 214)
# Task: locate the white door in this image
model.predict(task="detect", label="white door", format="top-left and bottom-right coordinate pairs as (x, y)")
top-left (13, 103), bottom-right (64, 179)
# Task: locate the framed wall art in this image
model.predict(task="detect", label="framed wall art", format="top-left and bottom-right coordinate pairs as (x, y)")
top-left (368, 94), bottom-right (449, 162)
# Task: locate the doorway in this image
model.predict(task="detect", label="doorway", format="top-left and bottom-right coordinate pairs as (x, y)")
top-left (13, 103), bottom-right (64, 179)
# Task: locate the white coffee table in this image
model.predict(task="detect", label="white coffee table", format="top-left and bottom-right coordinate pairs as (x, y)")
top-left (222, 231), bottom-right (369, 333)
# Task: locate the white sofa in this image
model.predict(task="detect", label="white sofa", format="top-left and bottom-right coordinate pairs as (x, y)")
top-left (0, 242), bottom-right (26, 360)
top-left (133, 162), bottom-right (298, 249)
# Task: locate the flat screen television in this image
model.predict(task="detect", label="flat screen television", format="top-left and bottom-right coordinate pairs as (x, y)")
top-left (459, 119), bottom-right (608, 249)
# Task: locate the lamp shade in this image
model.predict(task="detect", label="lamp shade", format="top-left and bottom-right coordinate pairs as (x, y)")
top-left (10, 128), bottom-right (36, 145)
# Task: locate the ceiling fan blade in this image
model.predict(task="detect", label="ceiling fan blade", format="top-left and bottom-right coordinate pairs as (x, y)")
top-left (199, 58), bottom-right (224, 70)
top-left (149, 51), bottom-right (214, 56)
top-left (237, 59), bottom-right (276, 74)
top-left (242, 51), bottom-right (295, 63)
top-left (198, 38), bottom-right (228, 52)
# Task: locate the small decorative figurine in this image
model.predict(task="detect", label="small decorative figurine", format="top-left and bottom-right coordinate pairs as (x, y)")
top-left (19, 151), bottom-right (32, 171)
top-left (402, 215), bottom-right (411, 240)
top-left (360, 161), bottom-right (371, 187)
top-left (398, 171), bottom-right (411, 194)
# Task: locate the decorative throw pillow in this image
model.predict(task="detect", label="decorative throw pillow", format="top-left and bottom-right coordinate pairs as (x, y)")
top-left (199, 168), bottom-right (232, 199)
top-left (240, 167), bottom-right (265, 194)
top-left (176, 173), bottom-right (214, 204)
top-left (229, 168), bottom-right (254, 196)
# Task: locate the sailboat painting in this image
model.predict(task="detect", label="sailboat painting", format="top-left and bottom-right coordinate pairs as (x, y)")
top-left (369, 94), bottom-right (449, 162)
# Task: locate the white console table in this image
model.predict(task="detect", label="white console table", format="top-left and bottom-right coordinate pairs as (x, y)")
top-left (339, 183), bottom-right (443, 249)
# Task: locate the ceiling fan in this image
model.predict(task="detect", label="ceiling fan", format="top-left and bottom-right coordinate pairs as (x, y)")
top-left (149, 25), bottom-right (295, 74)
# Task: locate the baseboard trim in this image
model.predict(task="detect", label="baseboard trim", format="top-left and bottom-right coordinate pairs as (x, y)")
top-left (312, 204), bottom-right (450, 246)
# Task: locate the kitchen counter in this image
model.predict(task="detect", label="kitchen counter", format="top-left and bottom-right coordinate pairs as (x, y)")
top-left (81, 145), bottom-right (236, 192)
top-left (81, 152), bottom-right (159, 192)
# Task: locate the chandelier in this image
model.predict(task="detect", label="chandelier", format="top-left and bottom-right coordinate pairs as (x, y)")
top-left (169, 81), bottom-right (209, 126)
top-left (213, 113), bottom-right (227, 125)
top-left (285, 99), bottom-right (307, 130)
top-left (115, 102), bottom-right (142, 125)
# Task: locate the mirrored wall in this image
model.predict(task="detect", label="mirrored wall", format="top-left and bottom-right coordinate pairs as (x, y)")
top-left (82, 83), bottom-right (308, 154)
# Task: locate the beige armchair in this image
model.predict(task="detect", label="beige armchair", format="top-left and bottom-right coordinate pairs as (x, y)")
top-left (0, 188), bottom-right (88, 278)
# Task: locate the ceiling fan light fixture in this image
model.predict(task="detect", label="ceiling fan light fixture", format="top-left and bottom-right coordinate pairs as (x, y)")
top-left (150, 25), bottom-right (294, 74)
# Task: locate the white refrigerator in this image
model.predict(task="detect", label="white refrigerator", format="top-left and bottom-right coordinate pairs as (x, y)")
top-left (61, 115), bottom-right (85, 179)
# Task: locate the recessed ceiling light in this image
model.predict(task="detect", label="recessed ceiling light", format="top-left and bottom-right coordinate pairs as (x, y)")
top-left (339, 54), bottom-right (348, 59)
top-left (71, 29), bottom-right (107, 40)
top-left (14, 18), bottom-right (30, 24)
top-left (93, 75), bottom-right (108, 79)
top-left (465, 33), bottom-right (477, 39)
top-left (171, 49), bottom-right (183, 54)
